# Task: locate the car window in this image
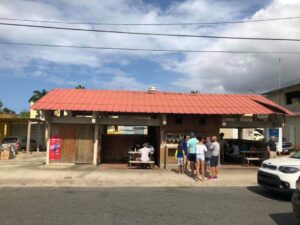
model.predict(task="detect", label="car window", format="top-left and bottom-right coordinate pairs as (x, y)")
top-left (2, 137), bottom-right (18, 143)
top-left (291, 151), bottom-right (300, 159)
top-left (21, 138), bottom-right (27, 142)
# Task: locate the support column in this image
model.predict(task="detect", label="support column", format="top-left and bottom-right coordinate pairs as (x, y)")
top-left (26, 121), bottom-right (32, 154)
top-left (45, 122), bottom-right (51, 165)
top-left (92, 112), bottom-right (99, 166)
top-left (4, 123), bottom-right (7, 136)
top-left (160, 114), bottom-right (167, 169)
top-left (93, 124), bottom-right (99, 165)
top-left (98, 125), bottom-right (102, 164)
top-left (41, 110), bottom-right (52, 165)
top-left (36, 121), bottom-right (40, 152)
top-left (238, 128), bottom-right (243, 140)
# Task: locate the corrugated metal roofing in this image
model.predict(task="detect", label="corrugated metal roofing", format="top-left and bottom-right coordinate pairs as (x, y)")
top-left (31, 89), bottom-right (293, 115)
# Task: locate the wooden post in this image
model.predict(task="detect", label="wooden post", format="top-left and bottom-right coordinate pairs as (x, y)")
top-left (41, 110), bottom-right (52, 165)
top-left (4, 123), bottom-right (7, 136)
top-left (164, 145), bottom-right (168, 170)
top-left (26, 121), bottom-right (32, 154)
top-left (160, 114), bottom-right (167, 169)
top-left (36, 121), bottom-right (40, 152)
top-left (238, 128), bottom-right (243, 140)
top-left (92, 112), bottom-right (99, 165)
top-left (98, 125), bottom-right (102, 164)
top-left (45, 122), bottom-right (51, 165)
top-left (93, 124), bottom-right (99, 165)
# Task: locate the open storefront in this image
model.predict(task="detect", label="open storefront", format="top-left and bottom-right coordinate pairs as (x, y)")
top-left (31, 89), bottom-right (293, 167)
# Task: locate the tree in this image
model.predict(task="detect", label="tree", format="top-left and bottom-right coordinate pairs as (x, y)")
top-left (2, 107), bottom-right (15, 114)
top-left (28, 89), bottom-right (48, 103)
top-left (19, 110), bottom-right (30, 118)
top-left (0, 100), bottom-right (15, 114)
top-left (75, 85), bottom-right (85, 89)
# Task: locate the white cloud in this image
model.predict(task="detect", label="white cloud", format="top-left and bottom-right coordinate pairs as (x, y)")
top-left (0, 0), bottom-right (299, 93)
top-left (90, 67), bottom-right (147, 90)
top-left (167, 0), bottom-right (300, 93)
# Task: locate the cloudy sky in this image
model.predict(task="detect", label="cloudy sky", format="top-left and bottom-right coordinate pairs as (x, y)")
top-left (1, 0), bottom-right (300, 112)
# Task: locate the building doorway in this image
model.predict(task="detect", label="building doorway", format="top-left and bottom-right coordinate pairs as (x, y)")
top-left (101, 125), bottom-right (160, 165)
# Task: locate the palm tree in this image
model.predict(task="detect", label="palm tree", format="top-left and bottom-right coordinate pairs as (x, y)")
top-left (28, 89), bottom-right (48, 103)
top-left (75, 85), bottom-right (85, 89)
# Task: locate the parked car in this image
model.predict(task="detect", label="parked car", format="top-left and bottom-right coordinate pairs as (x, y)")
top-left (281, 138), bottom-right (294, 154)
top-left (1, 136), bottom-right (38, 152)
top-left (257, 151), bottom-right (300, 193)
top-left (292, 176), bottom-right (300, 219)
top-left (274, 138), bottom-right (294, 154)
top-left (254, 130), bottom-right (264, 141)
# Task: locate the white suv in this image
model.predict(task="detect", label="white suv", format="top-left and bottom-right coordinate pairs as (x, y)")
top-left (258, 151), bottom-right (300, 192)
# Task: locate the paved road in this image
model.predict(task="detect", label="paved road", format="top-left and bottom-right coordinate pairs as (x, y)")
top-left (0, 187), bottom-right (298, 225)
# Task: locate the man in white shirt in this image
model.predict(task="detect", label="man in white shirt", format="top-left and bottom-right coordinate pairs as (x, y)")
top-left (138, 143), bottom-right (151, 162)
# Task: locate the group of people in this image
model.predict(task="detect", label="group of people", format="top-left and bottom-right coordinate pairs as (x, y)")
top-left (220, 136), bottom-right (278, 161)
top-left (175, 133), bottom-right (220, 182)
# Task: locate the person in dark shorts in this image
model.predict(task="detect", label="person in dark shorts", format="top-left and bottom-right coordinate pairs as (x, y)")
top-left (205, 137), bottom-right (212, 177)
top-left (209, 136), bottom-right (220, 179)
top-left (187, 132), bottom-right (199, 176)
top-left (181, 135), bottom-right (189, 170)
top-left (175, 144), bottom-right (185, 174)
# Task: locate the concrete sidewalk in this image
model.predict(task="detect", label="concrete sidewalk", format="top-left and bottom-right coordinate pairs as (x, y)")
top-left (0, 160), bottom-right (259, 188)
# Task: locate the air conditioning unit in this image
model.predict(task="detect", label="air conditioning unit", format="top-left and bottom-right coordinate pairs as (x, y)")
top-left (148, 86), bottom-right (158, 93)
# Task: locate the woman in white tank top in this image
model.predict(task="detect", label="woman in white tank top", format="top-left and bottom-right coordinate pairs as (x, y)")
top-left (196, 137), bottom-right (207, 181)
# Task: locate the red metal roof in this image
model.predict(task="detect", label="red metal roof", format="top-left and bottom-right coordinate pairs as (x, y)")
top-left (31, 89), bottom-right (293, 115)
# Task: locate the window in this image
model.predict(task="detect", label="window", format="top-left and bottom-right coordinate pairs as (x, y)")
top-left (2, 137), bottom-right (18, 143)
top-left (286, 91), bottom-right (300, 105)
top-left (106, 126), bottom-right (148, 135)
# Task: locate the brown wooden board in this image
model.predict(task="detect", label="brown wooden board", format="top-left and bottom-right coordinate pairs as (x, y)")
top-left (58, 124), bottom-right (77, 163)
top-left (75, 124), bottom-right (94, 163)
top-left (50, 124), bottom-right (77, 163)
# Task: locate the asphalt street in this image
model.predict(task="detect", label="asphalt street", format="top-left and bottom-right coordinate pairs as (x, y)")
top-left (0, 186), bottom-right (298, 225)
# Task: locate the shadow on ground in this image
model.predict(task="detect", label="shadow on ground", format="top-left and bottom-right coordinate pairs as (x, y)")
top-left (170, 168), bottom-right (198, 182)
top-left (247, 186), bottom-right (292, 202)
top-left (270, 213), bottom-right (299, 225)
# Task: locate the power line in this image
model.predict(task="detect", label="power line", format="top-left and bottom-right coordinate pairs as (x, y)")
top-left (1, 41), bottom-right (300, 54)
top-left (0, 16), bottom-right (300, 26)
top-left (1, 22), bottom-right (300, 42)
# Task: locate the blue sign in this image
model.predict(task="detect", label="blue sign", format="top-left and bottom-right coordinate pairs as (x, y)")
top-left (269, 128), bottom-right (279, 139)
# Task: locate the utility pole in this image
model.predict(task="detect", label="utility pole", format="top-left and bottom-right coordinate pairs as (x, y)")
top-left (278, 57), bottom-right (282, 104)
top-left (278, 57), bottom-right (281, 89)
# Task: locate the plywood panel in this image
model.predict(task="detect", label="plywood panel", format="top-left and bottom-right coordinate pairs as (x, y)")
top-left (60, 124), bottom-right (77, 163)
top-left (56, 124), bottom-right (77, 163)
top-left (76, 124), bottom-right (94, 163)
